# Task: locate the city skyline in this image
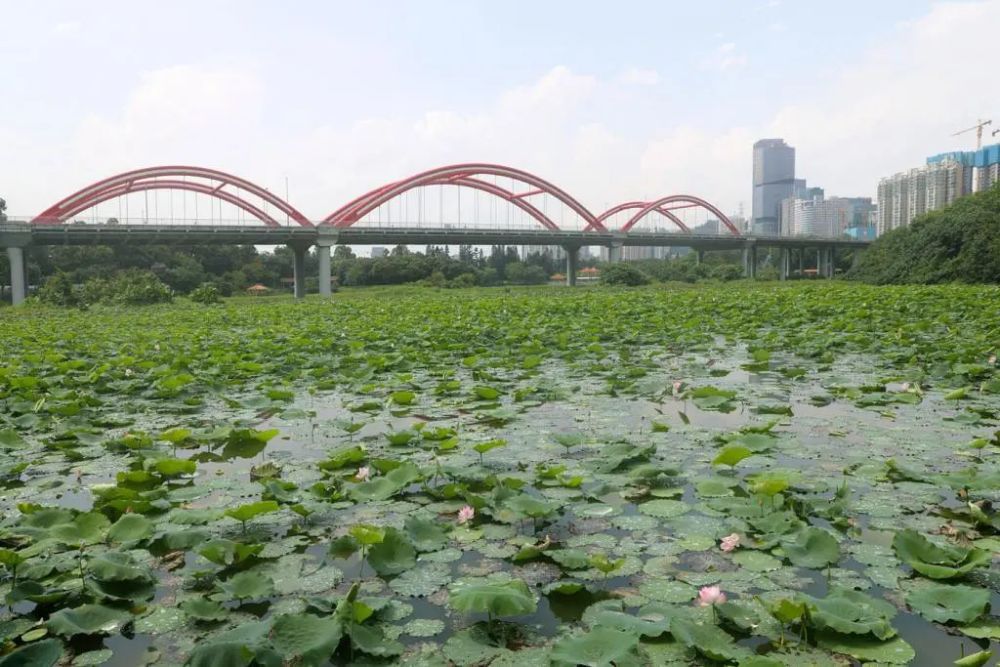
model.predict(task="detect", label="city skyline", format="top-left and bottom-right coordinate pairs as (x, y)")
top-left (2, 1), bottom-right (999, 221)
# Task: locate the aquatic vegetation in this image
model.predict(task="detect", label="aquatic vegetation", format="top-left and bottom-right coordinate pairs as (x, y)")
top-left (0, 282), bottom-right (999, 665)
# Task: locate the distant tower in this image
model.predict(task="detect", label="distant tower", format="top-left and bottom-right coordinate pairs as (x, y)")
top-left (752, 139), bottom-right (796, 235)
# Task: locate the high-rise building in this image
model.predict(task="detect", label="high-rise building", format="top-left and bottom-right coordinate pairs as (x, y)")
top-left (752, 139), bottom-right (796, 235)
top-left (780, 194), bottom-right (873, 238)
top-left (876, 143), bottom-right (1000, 235)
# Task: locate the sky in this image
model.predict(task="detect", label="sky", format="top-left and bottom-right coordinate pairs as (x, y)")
top-left (2, 0), bottom-right (999, 222)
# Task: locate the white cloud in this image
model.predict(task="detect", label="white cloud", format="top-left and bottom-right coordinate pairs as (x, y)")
top-left (619, 67), bottom-right (660, 86)
top-left (703, 42), bottom-right (748, 72)
top-left (52, 21), bottom-right (80, 36)
top-left (71, 64), bottom-right (264, 174)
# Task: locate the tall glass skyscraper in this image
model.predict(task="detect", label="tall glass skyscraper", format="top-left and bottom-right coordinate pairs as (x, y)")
top-left (752, 139), bottom-right (796, 235)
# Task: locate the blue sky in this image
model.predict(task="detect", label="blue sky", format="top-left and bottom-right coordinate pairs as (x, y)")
top-left (3, 0), bottom-right (998, 222)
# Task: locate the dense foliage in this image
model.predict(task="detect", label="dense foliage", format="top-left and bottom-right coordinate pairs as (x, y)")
top-left (35, 269), bottom-right (173, 307)
top-left (599, 262), bottom-right (652, 286)
top-left (850, 185), bottom-right (1000, 284)
top-left (188, 282), bottom-right (221, 304)
top-left (1, 284), bottom-right (998, 665)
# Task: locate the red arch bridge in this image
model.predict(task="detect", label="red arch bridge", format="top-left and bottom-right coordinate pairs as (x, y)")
top-left (1, 164), bottom-right (869, 304)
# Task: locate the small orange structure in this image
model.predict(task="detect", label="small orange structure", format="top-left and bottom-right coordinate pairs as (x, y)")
top-left (550, 273), bottom-right (566, 282)
top-left (246, 283), bottom-right (270, 296)
top-left (580, 267), bottom-right (600, 277)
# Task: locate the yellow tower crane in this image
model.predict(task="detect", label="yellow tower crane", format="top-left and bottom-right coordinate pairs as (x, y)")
top-left (952, 119), bottom-right (992, 150)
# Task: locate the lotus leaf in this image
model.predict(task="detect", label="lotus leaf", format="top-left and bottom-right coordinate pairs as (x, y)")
top-left (449, 579), bottom-right (537, 618)
top-left (905, 583), bottom-right (990, 624)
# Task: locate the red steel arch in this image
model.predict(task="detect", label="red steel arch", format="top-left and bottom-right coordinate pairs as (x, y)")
top-left (596, 201), bottom-right (691, 233)
top-left (32, 166), bottom-right (312, 227)
top-left (323, 163), bottom-right (605, 231)
top-left (605, 195), bottom-right (740, 236)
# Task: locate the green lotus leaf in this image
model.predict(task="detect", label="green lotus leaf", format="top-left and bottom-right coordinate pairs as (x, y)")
top-left (367, 527), bottom-right (416, 576)
top-left (224, 501), bottom-right (280, 525)
top-left (185, 642), bottom-right (254, 667)
top-left (806, 587), bottom-right (897, 640)
top-left (449, 579), bottom-right (537, 618)
top-left (88, 551), bottom-right (152, 582)
top-left (107, 514), bottom-right (154, 543)
top-left (816, 632), bottom-right (915, 664)
top-left (269, 613), bottom-right (344, 666)
top-left (550, 626), bottom-right (641, 666)
top-left (582, 599), bottom-right (670, 637)
top-left (346, 622), bottom-right (405, 657)
top-left (50, 512), bottom-right (110, 546)
top-left (503, 494), bottom-right (558, 519)
top-left (780, 526), bottom-right (840, 569)
top-left (638, 499), bottom-right (690, 518)
top-left (892, 529), bottom-right (991, 579)
top-left (669, 615), bottom-right (744, 662)
top-left (180, 597), bottom-right (228, 622)
top-left (0, 430), bottom-right (27, 449)
top-left (473, 438), bottom-right (507, 456)
top-left (712, 445), bottom-right (754, 468)
top-left (391, 390), bottom-right (416, 406)
top-left (348, 462), bottom-right (422, 502)
top-left (153, 457), bottom-right (196, 477)
top-left (905, 583), bottom-right (990, 624)
top-left (199, 539), bottom-right (264, 566)
top-left (318, 445), bottom-right (366, 472)
top-left (349, 524), bottom-right (385, 546)
top-left (954, 649), bottom-right (994, 667)
top-left (404, 516), bottom-right (449, 552)
top-left (549, 549), bottom-right (591, 570)
top-left (217, 571), bottom-right (275, 600)
top-left (47, 604), bottom-right (130, 637)
top-left (0, 638), bottom-right (63, 667)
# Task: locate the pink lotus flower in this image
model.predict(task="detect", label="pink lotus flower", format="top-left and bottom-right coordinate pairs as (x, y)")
top-left (672, 381), bottom-right (683, 396)
top-left (457, 505), bottom-right (475, 525)
top-left (990, 355), bottom-right (997, 365)
top-left (355, 466), bottom-right (371, 482)
top-left (900, 382), bottom-right (911, 392)
top-left (697, 585), bottom-right (727, 606)
top-left (719, 533), bottom-right (740, 552)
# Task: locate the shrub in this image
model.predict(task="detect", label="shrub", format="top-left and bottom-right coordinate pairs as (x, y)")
top-left (36, 273), bottom-right (83, 307)
top-left (448, 273), bottom-right (477, 288)
top-left (106, 270), bottom-right (173, 305)
top-left (600, 263), bottom-right (651, 286)
top-left (189, 282), bottom-right (221, 304)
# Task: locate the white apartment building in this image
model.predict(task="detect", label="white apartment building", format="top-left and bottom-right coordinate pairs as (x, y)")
top-left (876, 159), bottom-right (968, 235)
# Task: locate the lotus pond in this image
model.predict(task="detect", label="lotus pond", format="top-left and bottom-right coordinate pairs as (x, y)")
top-left (1, 283), bottom-right (999, 667)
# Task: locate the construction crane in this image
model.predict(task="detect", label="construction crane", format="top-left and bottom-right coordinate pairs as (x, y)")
top-left (953, 118), bottom-right (992, 149)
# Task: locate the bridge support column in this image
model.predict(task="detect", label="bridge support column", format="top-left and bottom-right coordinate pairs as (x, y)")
top-left (742, 243), bottom-right (757, 279)
top-left (291, 244), bottom-right (308, 299)
top-left (564, 246), bottom-right (579, 286)
top-left (779, 248), bottom-right (789, 281)
top-left (6, 247), bottom-right (27, 306)
top-left (827, 247), bottom-right (836, 278)
top-left (607, 243), bottom-right (623, 263)
top-left (316, 244), bottom-right (331, 297)
top-left (798, 248), bottom-right (804, 278)
top-left (695, 249), bottom-right (704, 265)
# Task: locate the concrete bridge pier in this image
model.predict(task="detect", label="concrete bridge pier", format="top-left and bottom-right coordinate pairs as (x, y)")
top-left (2, 223), bottom-right (32, 306)
top-left (742, 242), bottom-right (758, 279)
top-left (290, 243), bottom-right (309, 299)
top-left (316, 228), bottom-right (338, 298)
top-left (6, 247), bottom-right (27, 305)
top-left (607, 242), bottom-right (623, 263)
top-left (779, 247), bottom-right (790, 281)
top-left (564, 245), bottom-right (579, 286)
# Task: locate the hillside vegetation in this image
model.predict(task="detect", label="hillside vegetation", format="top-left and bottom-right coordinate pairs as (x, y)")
top-left (850, 185), bottom-right (1000, 283)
